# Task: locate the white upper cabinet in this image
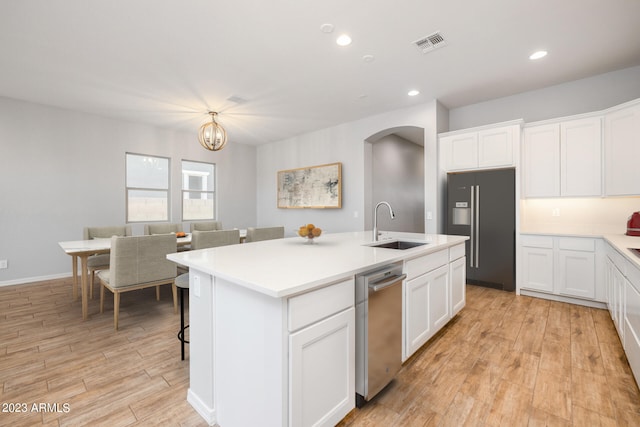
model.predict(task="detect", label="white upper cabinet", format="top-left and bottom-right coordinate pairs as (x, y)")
top-left (523, 116), bottom-right (602, 198)
top-left (604, 101), bottom-right (640, 196)
top-left (523, 124), bottom-right (560, 197)
top-left (440, 123), bottom-right (519, 171)
top-left (561, 117), bottom-right (602, 197)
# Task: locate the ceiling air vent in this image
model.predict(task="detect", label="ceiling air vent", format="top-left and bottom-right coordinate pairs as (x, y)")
top-left (413, 31), bottom-right (446, 54)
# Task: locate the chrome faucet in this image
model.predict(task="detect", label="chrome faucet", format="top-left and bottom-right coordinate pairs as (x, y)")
top-left (373, 201), bottom-right (395, 241)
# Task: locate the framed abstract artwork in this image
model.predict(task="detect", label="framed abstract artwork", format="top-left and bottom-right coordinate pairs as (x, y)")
top-left (277, 162), bottom-right (342, 208)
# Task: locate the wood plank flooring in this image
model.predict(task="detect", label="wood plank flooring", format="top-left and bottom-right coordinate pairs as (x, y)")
top-left (1, 279), bottom-right (639, 426)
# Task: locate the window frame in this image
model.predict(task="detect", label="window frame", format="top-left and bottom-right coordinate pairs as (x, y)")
top-left (181, 159), bottom-right (216, 221)
top-left (125, 152), bottom-right (171, 223)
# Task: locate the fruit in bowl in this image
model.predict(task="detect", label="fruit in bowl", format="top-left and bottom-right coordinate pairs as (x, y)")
top-left (176, 231), bottom-right (186, 238)
top-left (298, 224), bottom-right (322, 240)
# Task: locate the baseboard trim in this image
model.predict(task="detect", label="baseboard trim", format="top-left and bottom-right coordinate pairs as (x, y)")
top-left (0, 272), bottom-right (72, 287)
top-left (187, 388), bottom-right (216, 426)
top-left (520, 289), bottom-right (607, 309)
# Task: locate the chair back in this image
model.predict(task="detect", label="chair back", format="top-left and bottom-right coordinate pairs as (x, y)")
top-left (192, 229), bottom-right (240, 250)
top-left (190, 221), bottom-right (223, 232)
top-left (144, 223), bottom-right (182, 235)
top-left (84, 226), bottom-right (131, 240)
top-left (108, 235), bottom-right (177, 288)
top-left (245, 226), bottom-right (285, 243)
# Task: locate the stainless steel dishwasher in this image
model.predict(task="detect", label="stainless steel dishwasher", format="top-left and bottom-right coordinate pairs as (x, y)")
top-left (355, 262), bottom-right (406, 407)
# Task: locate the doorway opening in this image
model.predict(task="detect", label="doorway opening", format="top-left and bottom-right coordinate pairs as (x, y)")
top-left (364, 126), bottom-right (425, 233)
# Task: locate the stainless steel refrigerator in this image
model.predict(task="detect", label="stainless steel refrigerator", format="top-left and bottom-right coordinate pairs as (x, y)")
top-left (446, 168), bottom-right (515, 292)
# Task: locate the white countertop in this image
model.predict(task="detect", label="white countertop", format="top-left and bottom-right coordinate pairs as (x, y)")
top-left (167, 231), bottom-right (468, 298)
top-left (603, 234), bottom-right (640, 271)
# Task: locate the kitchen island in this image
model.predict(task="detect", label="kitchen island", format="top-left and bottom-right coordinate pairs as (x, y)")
top-left (167, 231), bottom-right (468, 427)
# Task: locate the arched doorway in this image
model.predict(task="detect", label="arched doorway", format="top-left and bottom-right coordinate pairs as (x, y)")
top-left (364, 126), bottom-right (425, 233)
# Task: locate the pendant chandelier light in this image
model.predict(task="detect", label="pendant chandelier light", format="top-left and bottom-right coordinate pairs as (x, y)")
top-left (198, 112), bottom-right (228, 151)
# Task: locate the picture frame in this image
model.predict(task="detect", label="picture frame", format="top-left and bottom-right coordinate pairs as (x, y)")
top-left (277, 162), bottom-right (342, 209)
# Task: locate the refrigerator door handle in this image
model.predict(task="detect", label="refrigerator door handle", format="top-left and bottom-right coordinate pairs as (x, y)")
top-left (475, 185), bottom-right (480, 268)
top-left (470, 185), bottom-right (475, 268)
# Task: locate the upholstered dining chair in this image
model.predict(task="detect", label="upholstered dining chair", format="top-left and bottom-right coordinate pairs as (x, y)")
top-left (98, 234), bottom-right (177, 330)
top-left (83, 225), bottom-right (132, 299)
top-left (245, 226), bottom-right (285, 243)
top-left (173, 229), bottom-right (240, 360)
top-left (144, 223), bottom-right (183, 235)
top-left (189, 221), bottom-right (222, 232)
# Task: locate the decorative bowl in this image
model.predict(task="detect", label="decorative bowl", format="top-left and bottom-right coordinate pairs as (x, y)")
top-left (297, 224), bottom-right (322, 244)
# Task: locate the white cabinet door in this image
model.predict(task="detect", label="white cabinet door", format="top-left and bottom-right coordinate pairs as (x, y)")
top-left (520, 246), bottom-right (554, 292)
top-left (612, 265), bottom-right (625, 339)
top-left (405, 274), bottom-right (431, 358)
top-left (523, 124), bottom-right (560, 197)
top-left (560, 117), bottom-right (602, 197)
top-left (477, 126), bottom-right (514, 168)
top-left (289, 308), bottom-right (354, 427)
top-left (558, 250), bottom-right (596, 299)
top-left (429, 265), bottom-right (450, 332)
top-left (605, 103), bottom-right (640, 196)
top-left (624, 279), bottom-right (640, 383)
top-left (440, 132), bottom-right (478, 171)
top-left (450, 256), bottom-right (466, 316)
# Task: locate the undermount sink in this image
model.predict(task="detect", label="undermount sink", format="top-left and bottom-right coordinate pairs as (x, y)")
top-left (367, 240), bottom-right (428, 250)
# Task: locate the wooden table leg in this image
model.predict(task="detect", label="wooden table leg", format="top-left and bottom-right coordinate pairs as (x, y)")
top-left (80, 255), bottom-right (89, 320)
top-left (72, 255), bottom-right (79, 301)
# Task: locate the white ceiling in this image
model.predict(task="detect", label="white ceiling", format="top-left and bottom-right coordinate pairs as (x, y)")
top-left (2, 0), bottom-right (640, 146)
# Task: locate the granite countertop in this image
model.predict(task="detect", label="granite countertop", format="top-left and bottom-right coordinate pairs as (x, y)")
top-left (167, 231), bottom-right (467, 298)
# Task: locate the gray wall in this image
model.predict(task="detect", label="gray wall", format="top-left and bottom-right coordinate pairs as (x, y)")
top-left (0, 97), bottom-right (257, 284)
top-left (371, 135), bottom-right (424, 233)
top-left (449, 65), bottom-right (640, 130)
top-left (256, 101), bottom-right (440, 236)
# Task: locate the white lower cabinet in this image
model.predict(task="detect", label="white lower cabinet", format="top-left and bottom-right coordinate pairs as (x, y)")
top-left (605, 241), bottom-right (640, 387)
top-left (289, 308), bottom-right (355, 427)
top-left (404, 248), bottom-right (462, 360)
top-left (520, 235), bottom-right (601, 303)
top-left (288, 278), bottom-right (355, 427)
top-left (558, 249), bottom-right (595, 299)
top-left (450, 256), bottom-right (466, 316)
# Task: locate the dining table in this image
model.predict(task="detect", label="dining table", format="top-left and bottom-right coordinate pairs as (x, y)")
top-left (58, 234), bottom-right (192, 320)
top-left (58, 229), bottom-right (247, 320)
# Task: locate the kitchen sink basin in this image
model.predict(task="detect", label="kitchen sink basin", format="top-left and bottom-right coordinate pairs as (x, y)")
top-left (367, 240), bottom-right (428, 250)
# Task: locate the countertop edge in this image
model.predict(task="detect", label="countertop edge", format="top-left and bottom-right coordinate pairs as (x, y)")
top-left (167, 232), bottom-right (469, 299)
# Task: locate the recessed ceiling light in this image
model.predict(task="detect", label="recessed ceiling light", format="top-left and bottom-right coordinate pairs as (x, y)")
top-left (336, 34), bottom-right (352, 46)
top-left (529, 50), bottom-right (548, 60)
top-left (408, 90), bottom-right (420, 97)
top-left (320, 23), bottom-right (334, 34)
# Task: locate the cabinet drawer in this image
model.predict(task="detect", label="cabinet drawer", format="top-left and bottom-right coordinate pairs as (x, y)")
top-left (521, 235), bottom-right (554, 249)
top-left (288, 278), bottom-right (354, 332)
top-left (558, 237), bottom-right (595, 252)
top-left (405, 250), bottom-right (448, 280)
top-left (449, 244), bottom-right (465, 261)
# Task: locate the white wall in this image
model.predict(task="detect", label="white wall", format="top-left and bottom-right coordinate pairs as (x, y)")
top-left (0, 97), bottom-right (257, 284)
top-left (449, 65), bottom-right (640, 130)
top-left (256, 101), bottom-right (440, 236)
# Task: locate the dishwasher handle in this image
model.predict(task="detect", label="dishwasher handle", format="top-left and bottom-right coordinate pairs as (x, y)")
top-left (368, 274), bottom-right (406, 292)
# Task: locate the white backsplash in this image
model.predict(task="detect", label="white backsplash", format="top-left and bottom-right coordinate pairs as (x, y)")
top-left (520, 197), bottom-right (640, 236)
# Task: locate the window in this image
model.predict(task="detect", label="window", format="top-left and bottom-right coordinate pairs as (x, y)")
top-left (126, 153), bottom-right (170, 222)
top-left (182, 160), bottom-right (215, 221)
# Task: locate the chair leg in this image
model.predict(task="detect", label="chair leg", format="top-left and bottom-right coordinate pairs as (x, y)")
top-left (89, 270), bottom-right (95, 299)
top-left (156, 285), bottom-right (160, 301)
top-left (172, 283), bottom-right (178, 314)
top-left (114, 292), bottom-right (120, 331)
top-left (99, 284), bottom-right (105, 313)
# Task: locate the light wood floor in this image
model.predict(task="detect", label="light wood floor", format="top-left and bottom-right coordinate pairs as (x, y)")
top-left (1, 279), bottom-right (639, 426)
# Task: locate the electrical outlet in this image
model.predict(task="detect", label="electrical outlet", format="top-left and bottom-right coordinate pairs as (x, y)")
top-left (427, 211), bottom-right (433, 220)
top-left (552, 208), bottom-right (561, 217)
top-left (193, 275), bottom-right (201, 297)
top-left (0, 259), bottom-right (7, 269)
